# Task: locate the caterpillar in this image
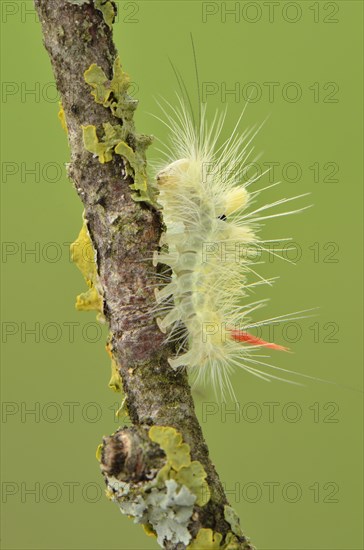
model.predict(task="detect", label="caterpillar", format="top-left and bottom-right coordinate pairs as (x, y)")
top-left (152, 95), bottom-right (310, 400)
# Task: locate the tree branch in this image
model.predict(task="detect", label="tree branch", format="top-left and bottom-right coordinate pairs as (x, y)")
top-left (34, 1), bottom-right (254, 548)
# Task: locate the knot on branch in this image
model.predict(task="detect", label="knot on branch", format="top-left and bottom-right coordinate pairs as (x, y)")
top-left (100, 426), bottom-right (166, 481)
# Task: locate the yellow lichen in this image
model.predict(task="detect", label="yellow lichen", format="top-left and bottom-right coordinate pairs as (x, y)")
top-left (142, 523), bottom-right (157, 538)
top-left (223, 532), bottom-right (244, 550)
top-left (188, 528), bottom-right (223, 549)
top-left (115, 398), bottom-right (128, 418)
top-left (105, 342), bottom-right (123, 392)
top-left (84, 58), bottom-right (133, 119)
top-left (58, 102), bottom-right (68, 134)
top-left (82, 122), bottom-right (126, 164)
top-left (75, 286), bottom-right (102, 312)
top-left (95, 443), bottom-right (103, 462)
top-left (70, 219), bottom-right (104, 320)
top-left (105, 487), bottom-right (114, 501)
top-left (83, 58), bottom-right (156, 205)
top-left (172, 460), bottom-right (210, 506)
top-left (149, 426), bottom-right (191, 471)
top-left (114, 140), bottom-right (149, 200)
top-left (149, 426), bottom-right (211, 507)
top-left (94, 0), bottom-right (116, 29)
top-left (82, 125), bottom-right (112, 164)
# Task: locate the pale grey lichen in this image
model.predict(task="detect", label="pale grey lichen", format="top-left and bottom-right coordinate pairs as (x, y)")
top-left (145, 479), bottom-right (196, 546)
top-left (224, 505), bottom-right (244, 538)
top-left (108, 477), bottom-right (196, 547)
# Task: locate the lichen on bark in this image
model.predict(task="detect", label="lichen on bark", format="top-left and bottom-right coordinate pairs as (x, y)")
top-left (33, 1), bottom-right (255, 548)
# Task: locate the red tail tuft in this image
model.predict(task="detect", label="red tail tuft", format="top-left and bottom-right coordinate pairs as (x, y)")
top-left (230, 330), bottom-right (289, 352)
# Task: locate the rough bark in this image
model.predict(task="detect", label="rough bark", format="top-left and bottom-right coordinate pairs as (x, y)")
top-left (33, 1), bottom-right (254, 548)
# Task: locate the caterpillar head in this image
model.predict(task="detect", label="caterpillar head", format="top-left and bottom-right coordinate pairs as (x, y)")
top-left (157, 158), bottom-right (191, 186)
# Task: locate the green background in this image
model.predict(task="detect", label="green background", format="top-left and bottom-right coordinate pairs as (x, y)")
top-left (1, 1), bottom-right (363, 549)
